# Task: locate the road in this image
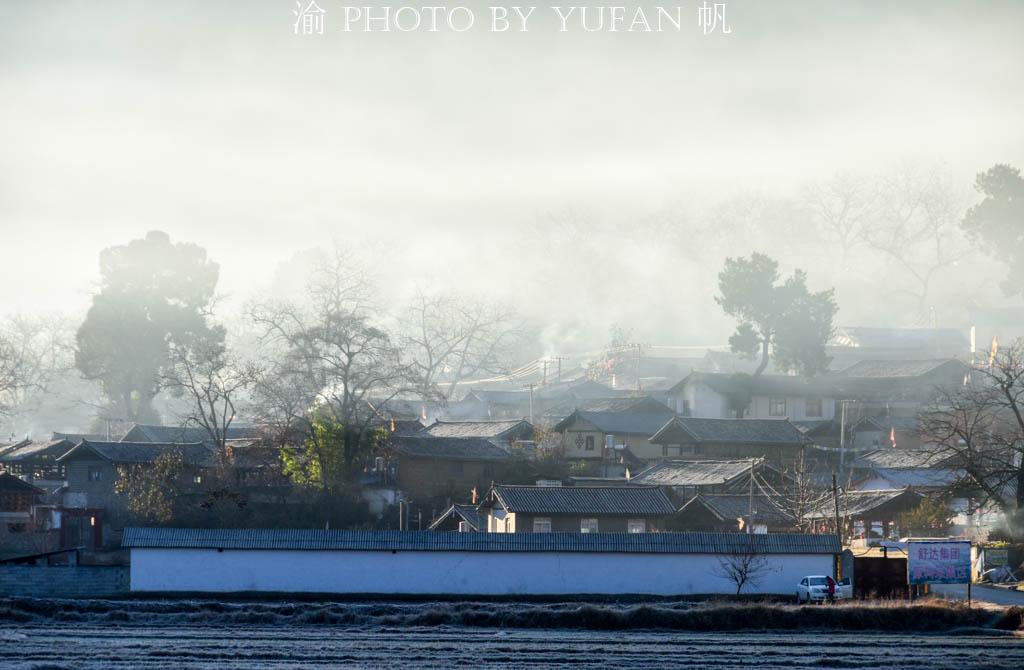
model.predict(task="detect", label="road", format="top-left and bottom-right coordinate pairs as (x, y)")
top-left (932, 583), bottom-right (1024, 607)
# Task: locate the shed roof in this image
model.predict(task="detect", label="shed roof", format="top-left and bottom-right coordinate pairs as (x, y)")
top-left (392, 436), bottom-right (510, 462)
top-left (650, 417), bottom-right (812, 446)
top-left (0, 472), bottom-right (43, 494)
top-left (631, 458), bottom-right (767, 487)
top-left (488, 484), bottom-right (676, 516)
top-left (122, 527), bottom-right (840, 554)
top-left (852, 449), bottom-right (952, 470)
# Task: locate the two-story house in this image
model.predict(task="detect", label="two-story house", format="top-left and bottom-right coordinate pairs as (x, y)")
top-left (553, 403), bottom-right (675, 462)
top-left (647, 416), bottom-right (812, 464)
top-left (666, 372), bottom-right (838, 421)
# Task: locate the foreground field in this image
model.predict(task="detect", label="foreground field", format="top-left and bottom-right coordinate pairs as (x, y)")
top-left (1, 598), bottom-right (1022, 669)
top-left (2, 625), bottom-right (1023, 669)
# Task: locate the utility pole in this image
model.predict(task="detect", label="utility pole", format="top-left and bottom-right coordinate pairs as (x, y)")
top-left (838, 400), bottom-right (847, 475)
top-left (832, 473), bottom-right (842, 545)
top-left (748, 457), bottom-right (755, 533)
top-left (523, 383), bottom-right (535, 424)
top-left (550, 356), bottom-right (567, 384)
top-left (541, 359), bottom-right (549, 385)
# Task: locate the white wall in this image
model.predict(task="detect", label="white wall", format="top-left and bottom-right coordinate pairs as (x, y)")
top-left (130, 548), bottom-right (832, 596)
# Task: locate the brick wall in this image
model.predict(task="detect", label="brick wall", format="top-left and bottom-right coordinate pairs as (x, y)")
top-left (0, 565), bottom-right (129, 597)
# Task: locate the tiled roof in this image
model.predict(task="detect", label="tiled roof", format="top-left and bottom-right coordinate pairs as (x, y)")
top-left (490, 485), bottom-right (676, 516)
top-left (650, 417), bottom-right (812, 446)
top-left (631, 459), bottom-right (765, 487)
top-left (862, 468), bottom-right (960, 489)
top-left (393, 436), bottom-right (510, 462)
top-left (839, 358), bottom-right (965, 379)
top-left (554, 411), bottom-right (673, 436)
top-left (122, 527), bottom-right (840, 554)
top-left (0, 439), bottom-right (74, 462)
top-left (57, 440), bottom-right (215, 466)
top-left (422, 420), bottom-right (531, 440)
top-left (852, 449), bottom-right (951, 469)
top-left (805, 488), bottom-right (924, 520)
top-left (680, 494), bottom-right (795, 524)
top-left (0, 472), bottom-right (42, 493)
top-left (669, 371), bottom-right (839, 397)
top-left (853, 416), bottom-right (920, 432)
top-left (121, 423), bottom-right (259, 444)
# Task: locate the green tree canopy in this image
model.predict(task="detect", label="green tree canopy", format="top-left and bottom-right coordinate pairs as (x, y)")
top-left (962, 164), bottom-right (1024, 296)
top-left (75, 231), bottom-right (221, 423)
top-left (716, 252), bottom-right (837, 377)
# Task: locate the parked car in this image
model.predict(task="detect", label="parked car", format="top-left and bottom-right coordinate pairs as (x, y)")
top-left (796, 575), bottom-right (851, 603)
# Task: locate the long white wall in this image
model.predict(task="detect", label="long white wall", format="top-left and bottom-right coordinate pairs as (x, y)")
top-left (131, 548), bottom-right (831, 596)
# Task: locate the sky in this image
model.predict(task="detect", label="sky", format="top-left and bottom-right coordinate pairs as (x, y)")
top-left (1, 0), bottom-right (1023, 347)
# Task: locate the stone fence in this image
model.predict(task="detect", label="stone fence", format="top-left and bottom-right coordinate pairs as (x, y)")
top-left (0, 565), bottom-right (129, 598)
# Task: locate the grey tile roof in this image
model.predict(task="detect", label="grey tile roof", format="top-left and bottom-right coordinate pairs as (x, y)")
top-left (669, 371), bottom-right (839, 397)
top-left (122, 527), bottom-right (840, 554)
top-left (57, 440), bottom-right (216, 466)
top-left (0, 439), bottom-right (74, 462)
top-left (852, 416), bottom-right (920, 432)
top-left (650, 417), bottom-right (812, 446)
top-left (0, 472), bottom-right (43, 493)
top-left (490, 485), bottom-right (676, 516)
top-left (393, 436), bottom-right (511, 462)
top-left (121, 423), bottom-right (259, 444)
top-left (554, 411), bottom-right (674, 436)
top-left (631, 459), bottom-right (765, 487)
top-left (422, 420), bottom-right (532, 440)
top-left (829, 327), bottom-right (967, 350)
top-left (805, 488), bottom-right (924, 520)
top-left (862, 468), bottom-right (960, 489)
top-left (680, 494), bottom-right (795, 525)
top-left (852, 449), bottom-right (952, 469)
top-left (838, 359), bottom-right (965, 379)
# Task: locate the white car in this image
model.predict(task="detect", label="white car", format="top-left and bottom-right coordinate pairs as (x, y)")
top-left (796, 575), bottom-right (852, 603)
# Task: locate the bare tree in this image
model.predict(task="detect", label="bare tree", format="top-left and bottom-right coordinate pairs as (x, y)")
top-left (400, 291), bottom-right (523, 400)
top-left (250, 251), bottom-right (423, 486)
top-left (163, 335), bottom-right (261, 456)
top-left (804, 172), bottom-right (875, 269)
top-left (920, 341), bottom-right (1024, 520)
top-left (755, 449), bottom-right (830, 532)
top-left (865, 166), bottom-right (968, 320)
top-left (715, 540), bottom-right (772, 596)
top-left (0, 315), bottom-right (65, 422)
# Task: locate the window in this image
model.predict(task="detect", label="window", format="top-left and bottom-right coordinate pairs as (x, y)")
top-left (580, 518), bottom-right (599, 533)
top-left (768, 397), bottom-right (787, 417)
top-left (533, 517), bottom-right (552, 533)
top-left (193, 474), bottom-right (203, 485)
top-left (584, 436), bottom-right (595, 451)
top-left (627, 519), bottom-right (646, 533)
top-left (88, 466), bottom-right (102, 482)
top-left (805, 398), bottom-right (822, 418)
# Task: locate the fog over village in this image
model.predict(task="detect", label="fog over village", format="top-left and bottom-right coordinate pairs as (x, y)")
top-left (2, 2), bottom-right (1024, 666)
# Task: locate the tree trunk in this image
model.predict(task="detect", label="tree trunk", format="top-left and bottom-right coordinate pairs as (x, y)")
top-left (753, 337), bottom-right (770, 377)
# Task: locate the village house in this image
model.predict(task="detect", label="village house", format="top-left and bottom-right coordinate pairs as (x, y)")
top-left (55, 440), bottom-right (216, 548)
top-left (120, 423), bottom-right (259, 444)
top-left (805, 488), bottom-right (926, 540)
top-left (648, 416), bottom-right (812, 464)
top-left (849, 416), bottom-right (928, 451)
top-left (478, 484), bottom-right (676, 533)
top-left (391, 436), bottom-right (510, 500)
top-left (673, 493), bottom-right (795, 534)
top-left (0, 472), bottom-right (53, 556)
top-left (847, 449), bottom-right (961, 494)
top-left (553, 403), bottom-right (675, 462)
top-left (666, 372), bottom-right (839, 421)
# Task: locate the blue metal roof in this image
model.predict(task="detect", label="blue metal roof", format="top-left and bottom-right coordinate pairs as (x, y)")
top-left (122, 528), bottom-right (840, 554)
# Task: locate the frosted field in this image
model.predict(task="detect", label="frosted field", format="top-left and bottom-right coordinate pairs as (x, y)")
top-left (3, 626), bottom-right (1023, 669)
top-left (1, 599), bottom-right (1022, 669)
